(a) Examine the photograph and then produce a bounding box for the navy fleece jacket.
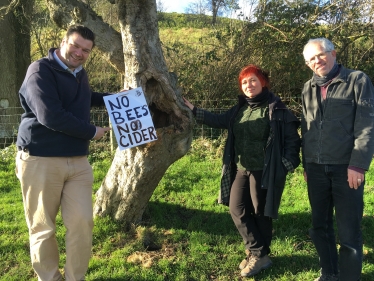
[16,48,108,156]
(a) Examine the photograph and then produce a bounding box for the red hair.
[238,64,270,91]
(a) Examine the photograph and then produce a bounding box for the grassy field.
[1,139,374,281]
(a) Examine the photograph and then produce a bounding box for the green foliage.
[0,144,17,168]
[158,2,374,108]
[85,50,123,93]
[160,23,247,102]
[158,12,233,29]
[88,137,115,163]
[188,135,226,161]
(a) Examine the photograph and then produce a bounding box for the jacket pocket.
[360,98,374,119]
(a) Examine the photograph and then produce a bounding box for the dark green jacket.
[301,65,374,170]
[194,92,301,219]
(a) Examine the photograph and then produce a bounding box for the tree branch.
[46,0,125,74]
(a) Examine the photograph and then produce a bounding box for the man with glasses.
[301,38,374,281]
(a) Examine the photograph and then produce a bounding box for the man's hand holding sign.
[104,87,157,150]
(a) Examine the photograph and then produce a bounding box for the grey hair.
[303,38,335,57]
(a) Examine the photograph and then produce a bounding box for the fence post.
[109,119,117,152]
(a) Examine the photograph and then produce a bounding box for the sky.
[160,0,192,13]
[158,0,252,19]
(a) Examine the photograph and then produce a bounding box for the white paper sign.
[104,87,157,150]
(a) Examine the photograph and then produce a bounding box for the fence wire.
[0,97,302,150]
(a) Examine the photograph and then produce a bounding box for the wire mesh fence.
[0,97,302,150]
[0,107,22,148]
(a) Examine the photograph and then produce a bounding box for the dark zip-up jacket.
[16,48,108,157]
[194,92,301,219]
[301,65,374,170]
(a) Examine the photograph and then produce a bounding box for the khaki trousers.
[16,151,94,281]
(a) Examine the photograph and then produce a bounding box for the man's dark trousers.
[306,163,363,281]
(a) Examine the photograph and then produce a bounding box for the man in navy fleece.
[16,25,110,281]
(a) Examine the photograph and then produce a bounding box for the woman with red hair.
[184,64,301,277]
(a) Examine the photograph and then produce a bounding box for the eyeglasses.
[305,51,331,65]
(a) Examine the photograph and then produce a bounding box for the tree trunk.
[94,0,193,222]
[212,0,218,25]
[0,0,33,144]
[45,0,193,223]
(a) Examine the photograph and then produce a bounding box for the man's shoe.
[239,249,251,270]
[314,274,339,281]
[240,255,272,277]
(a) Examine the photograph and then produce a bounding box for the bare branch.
[46,0,125,74]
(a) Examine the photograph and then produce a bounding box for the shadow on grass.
[144,201,317,238]
[90,200,374,281]
[144,200,374,245]
[144,200,235,235]
[144,201,374,277]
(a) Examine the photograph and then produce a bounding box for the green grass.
[1,141,374,280]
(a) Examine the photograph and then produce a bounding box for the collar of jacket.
[237,91,285,112]
[47,48,68,72]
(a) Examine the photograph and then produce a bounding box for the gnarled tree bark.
[45,0,193,223]
[0,0,33,144]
